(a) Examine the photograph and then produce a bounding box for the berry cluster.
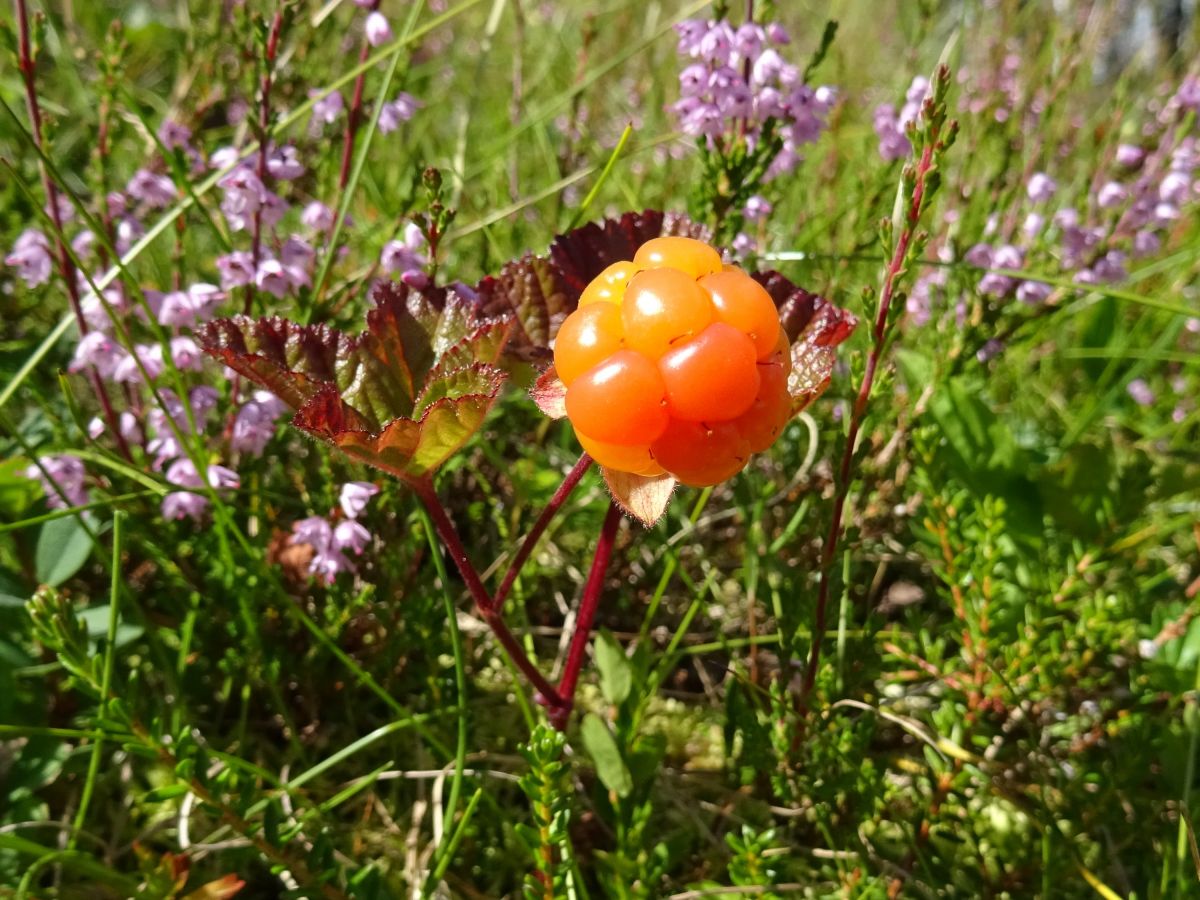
[554,237,792,487]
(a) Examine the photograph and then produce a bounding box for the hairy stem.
[550,502,623,730]
[14,0,131,461]
[491,453,592,613]
[801,137,939,702]
[410,477,565,709]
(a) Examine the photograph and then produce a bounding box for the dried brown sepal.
[200,281,513,481]
[603,467,677,527]
[530,366,567,420]
[474,210,709,359]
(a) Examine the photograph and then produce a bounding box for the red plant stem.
[246,6,284,315]
[549,501,623,730]
[337,0,379,192]
[800,139,937,702]
[14,0,131,462]
[490,453,593,613]
[410,477,565,709]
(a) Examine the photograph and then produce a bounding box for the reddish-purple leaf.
[475,210,709,359]
[200,280,513,480]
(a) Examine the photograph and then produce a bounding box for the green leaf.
[76,605,144,650]
[141,783,191,804]
[594,630,632,707]
[580,713,632,798]
[35,515,94,587]
[202,282,514,481]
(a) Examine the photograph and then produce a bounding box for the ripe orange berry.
[659,322,760,422]
[564,349,670,445]
[651,419,751,487]
[772,329,793,375]
[634,236,723,279]
[579,260,644,307]
[734,355,793,452]
[700,270,782,359]
[554,303,625,386]
[574,430,664,476]
[622,268,714,359]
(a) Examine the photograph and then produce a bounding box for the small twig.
[13,0,131,461]
[801,77,952,704]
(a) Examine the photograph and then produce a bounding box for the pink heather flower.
[766,23,790,44]
[731,232,756,259]
[210,146,241,171]
[1016,280,1052,305]
[964,243,993,268]
[1097,181,1128,209]
[1133,229,1162,257]
[87,417,105,440]
[309,90,345,129]
[733,23,765,60]
[162,492,208,521]
[115,216,144,255]
[280,237,314,287]
[379,93,423,134]
[80,286,126,329]
[255,259,290,298]
[127,169,177,208]
[874,104,910,161]
[365,11,393,46]
[216,251,256,289]
[697,20,735,65]
[231,391,286,456]
[1022,212,1045,236]
[743,195,773,221]
[311,549,355,585]
[158,290,198,327]
[675,19,707,56]
[301,201,335,231]
[113,343,165,384]
[267,145,305,180]
[1026,172,1057,203]
[292,516,333,550]
[333,520,372,555]
[976,339,1004,363]
[1159,171,1190,205]
[1116,143,1145,167]
[6,229,53,287]
[158,120,192,150]
[381,223,428,278]
[26,454,89,509]
[190,386,219,419]
[207,464,241,490]
[170,336,203,371]
[71,229,96,259]
[1127,378,1155,407]
[188,283,225,321]
[71,332,122,378]
[339,481,380,519]
[1092,250,1128,284]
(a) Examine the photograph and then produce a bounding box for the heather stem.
[13,0,131,462]
[491,453,593,613]
[410,477,565,710]
[337,0,380,192]
[800,137,939,703]
[246,5,284,315]
[549,502,623,731]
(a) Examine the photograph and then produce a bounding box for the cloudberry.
[553,236,794,487]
